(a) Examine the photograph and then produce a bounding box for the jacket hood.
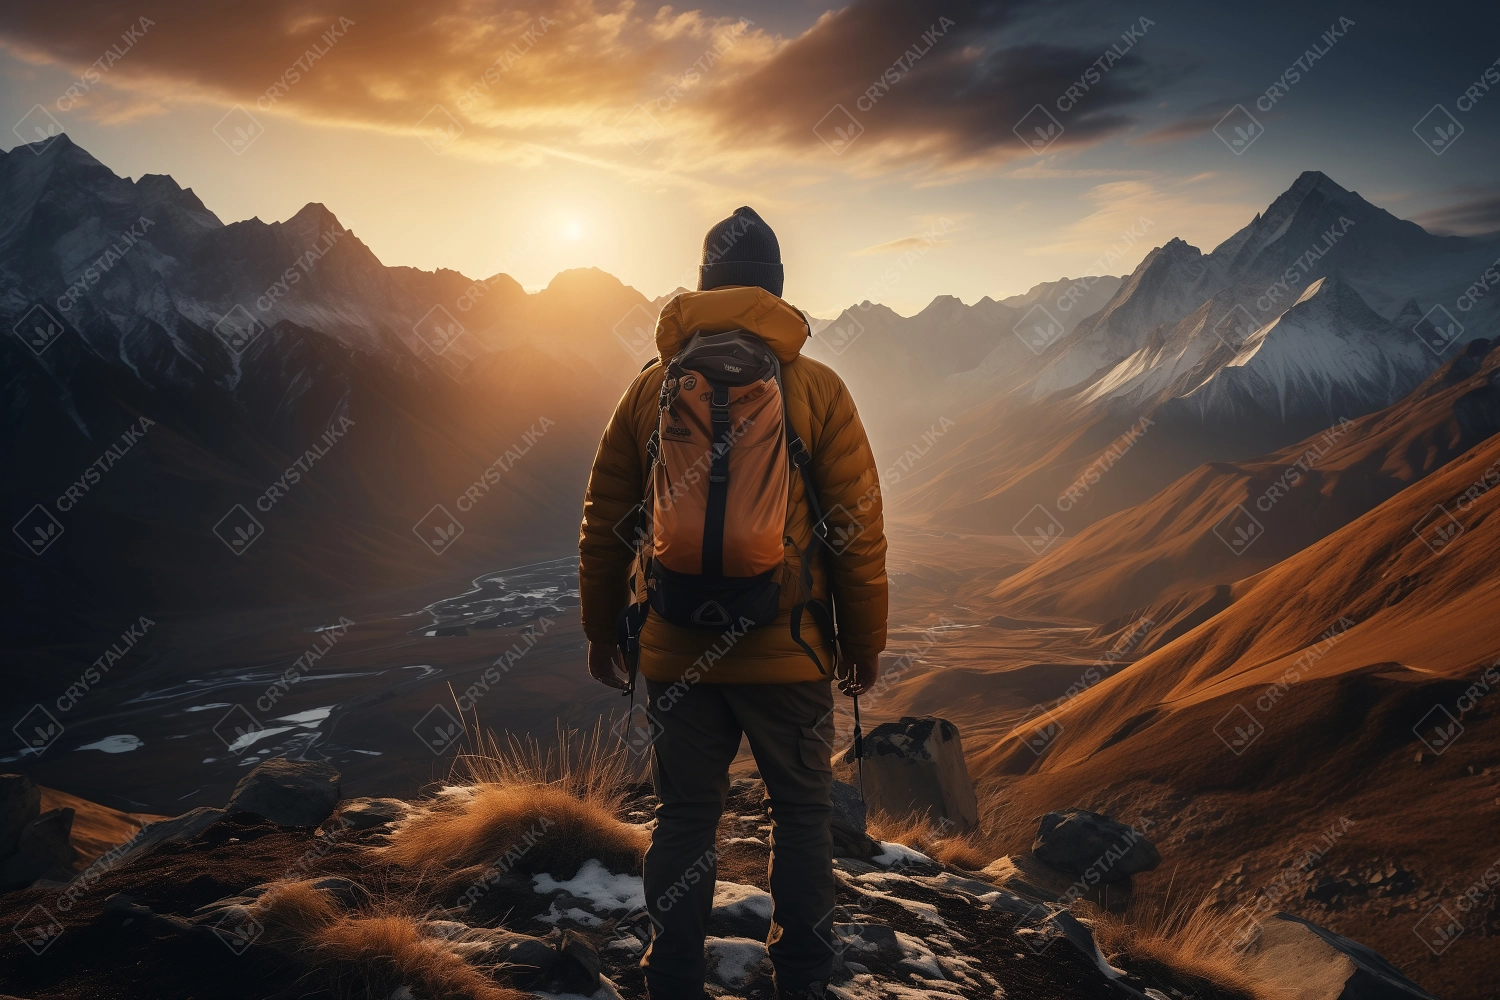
[654,286,810,364]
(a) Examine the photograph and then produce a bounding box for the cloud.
[0,0,1169,178]
[1026,176,1255,265]
[704,2,1161,168]
[1408,188,1500,236]
[854,235,953,255]
[1135,96,1262,144]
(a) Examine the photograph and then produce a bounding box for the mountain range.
[873,172,1500,535]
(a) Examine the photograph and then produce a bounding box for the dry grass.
[380,720,647,887]
[250,880,522,1000]
[1085,891,1279,1000]
[455,721,638,814]
[866,811,995,870]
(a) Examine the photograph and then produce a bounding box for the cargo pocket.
[798,726,832,772]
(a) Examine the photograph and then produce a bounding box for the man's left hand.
[839,659,878,696]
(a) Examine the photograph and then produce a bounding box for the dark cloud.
[704,0,1162,162]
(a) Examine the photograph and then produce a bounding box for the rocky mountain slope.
[972,426,1500,998]
[890,173,1500,537]
[984,336,1500,621]
[0,136,647,644]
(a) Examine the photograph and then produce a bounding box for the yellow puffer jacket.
[579,286,888,684]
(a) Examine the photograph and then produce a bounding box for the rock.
[226,759,341,826]
[0,774,41,860]
[830,780,878,858]
[107,807,225,869]
[835,716,979,833]
[554,930,602,994]
[835,922,902,962]
[329,796,407,831]
[710,881,773,940]
[1243,912,1440,1000]
[1031,809,1159,883]
[0,808,77,891]
[424,924,563,987]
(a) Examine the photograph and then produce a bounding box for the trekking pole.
[852,687,864,801]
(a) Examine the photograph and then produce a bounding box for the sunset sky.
[3,0,1498,316]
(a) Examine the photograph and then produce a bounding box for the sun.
[560,218,584,242]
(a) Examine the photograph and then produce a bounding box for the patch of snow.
[183,703,231,712]
[533,902,604,927]
[706,936,769,986]
[533,858,644,912]
[226,725,295,753]
[713,880,773,921]
[894,930,947,979]
[272,706,333,725]
[76,734,143,753]
[871,842,931,867]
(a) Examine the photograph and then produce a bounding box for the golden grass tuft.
[383,781,647,883]
[248,880,521,1000]
[866,811,995,870]
[1086,893,1278,1000]
[380,720,647,885]
[312,913,520,1000]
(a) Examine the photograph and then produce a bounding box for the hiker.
[578,206,888,1000]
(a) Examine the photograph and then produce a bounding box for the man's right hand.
[588,641,630,690]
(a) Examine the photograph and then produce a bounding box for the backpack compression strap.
[701,382,733,576]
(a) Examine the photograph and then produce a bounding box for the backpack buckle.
[788,436,811,468]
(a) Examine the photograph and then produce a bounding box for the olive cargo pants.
[641,678,836,998]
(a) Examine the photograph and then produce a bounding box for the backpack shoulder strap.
[781,366,837,675]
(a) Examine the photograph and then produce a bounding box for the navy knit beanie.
[699,206,783,298]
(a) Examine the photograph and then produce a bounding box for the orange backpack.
[618,329,835,673]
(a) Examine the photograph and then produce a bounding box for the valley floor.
[5,521,1492,998]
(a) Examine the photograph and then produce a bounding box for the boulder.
[0,774,41,860]
[226,759,341,827]
[830,780,878,858]
[835,717,979,833]
[1031,809,1159,883]
[0,807,77,891]
[329,796,408,831]
[1243,912,1439,1000]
